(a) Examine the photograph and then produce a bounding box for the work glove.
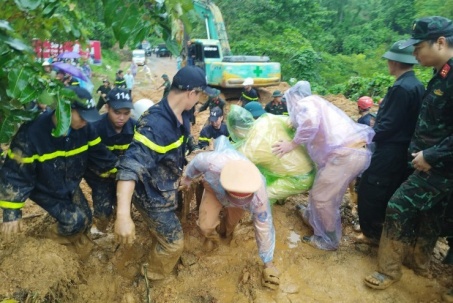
[1,220,23,241]
[261,266,280,290]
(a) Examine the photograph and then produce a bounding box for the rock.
[280,283,300,294]
[180,252,198,267]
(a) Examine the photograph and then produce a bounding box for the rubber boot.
[45,224,94,258]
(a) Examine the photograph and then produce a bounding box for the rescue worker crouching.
[84,87,136,232]
[181,140,280,290]
[197,107,230,150]
[0,86,118,256]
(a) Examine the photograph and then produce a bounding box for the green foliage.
[0,0,85,143]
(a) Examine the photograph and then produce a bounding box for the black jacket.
[0,111,117,221]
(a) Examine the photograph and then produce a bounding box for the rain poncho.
[184,136,275,264]
[226,105,315,202]
[285,81,374,250]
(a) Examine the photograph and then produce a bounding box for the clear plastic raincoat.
[285,81,374,250]
[184,136,275,263]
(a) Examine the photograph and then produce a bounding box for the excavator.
[190,0,281,88]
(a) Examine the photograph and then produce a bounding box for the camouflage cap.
[400,16,453,49]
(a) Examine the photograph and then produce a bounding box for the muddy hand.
[114,216,136,245]
[261,267,280,290]
[1,220,23,241]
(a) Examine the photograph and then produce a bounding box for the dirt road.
[0,56,451,303]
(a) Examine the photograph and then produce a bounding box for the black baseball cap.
[66,86,100,122]
[400,16,453,49]
[209,106,223,122]
[107,88,134,110]
[171,65,216,96]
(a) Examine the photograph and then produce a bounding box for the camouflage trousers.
[377,170,453,280]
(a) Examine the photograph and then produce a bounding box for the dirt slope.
[0,56,451,303]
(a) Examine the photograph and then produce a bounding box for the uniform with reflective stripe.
[0,111,117,222]
[117,97,190,212]
[198,123,230,149]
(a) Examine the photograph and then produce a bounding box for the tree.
[0,0,194,143]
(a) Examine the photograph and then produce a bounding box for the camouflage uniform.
[376,16,453,282]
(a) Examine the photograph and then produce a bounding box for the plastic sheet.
[226,105,315,202]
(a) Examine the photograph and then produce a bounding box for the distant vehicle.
[156,44,171,57]
[132,49,146,66]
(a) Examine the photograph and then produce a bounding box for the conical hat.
[220,160,261,193]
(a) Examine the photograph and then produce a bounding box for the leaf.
[0,114,17,143]
[4,37,30,51]
[14,0,42,10]
[38,89,55,105]
[6,66,39,103]
[0,20,13,31]
[51,91,72,137]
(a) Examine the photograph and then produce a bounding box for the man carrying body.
[272,81,374,251]
[357,41,424,242]
[113,66,214,280]
[0,87,117,254]
[198,107,229,149]
[84,88,136,231]
[364,16,453,291]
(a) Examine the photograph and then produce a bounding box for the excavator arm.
[193,0,231,55]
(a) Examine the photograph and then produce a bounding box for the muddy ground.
[0,56,451,303]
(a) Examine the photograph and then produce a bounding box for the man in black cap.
[96,79,112,111]
[197,106,229,149]
[84,88,136,232]
[364,16,453,291]
[0,86,117,255]
[114,65,214,280]
[357,40,425,243]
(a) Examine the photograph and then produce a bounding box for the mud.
[0,56,451,303]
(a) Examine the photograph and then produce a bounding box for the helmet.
[242,77,254,86]
[382,40,418,64]
[132,99,154,120]
[42,61,50,66]
[358,96,373,110]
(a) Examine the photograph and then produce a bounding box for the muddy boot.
[377,232,406,282]
[45,224,94,258]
